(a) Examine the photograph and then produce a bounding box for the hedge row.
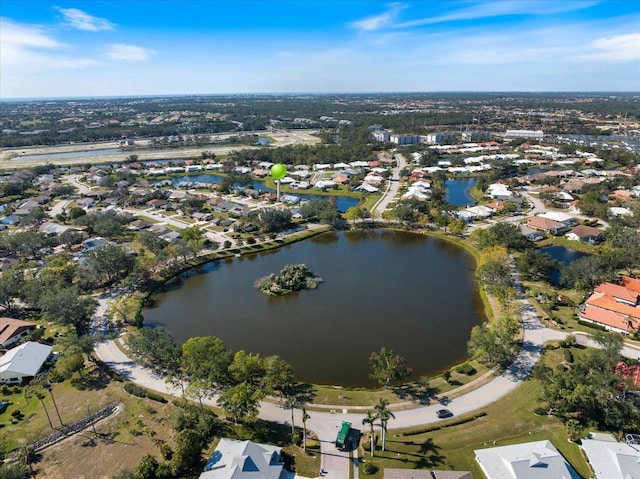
[123,383,168,403]
[400,412,487,436]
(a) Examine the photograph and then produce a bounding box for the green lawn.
[357,379,592,479]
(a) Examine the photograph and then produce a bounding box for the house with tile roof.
[579,276,640,334]
[198,438,288,479]
[0,318,37,348]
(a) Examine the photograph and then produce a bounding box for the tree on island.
[254,263,322,296]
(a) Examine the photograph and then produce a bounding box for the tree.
[127,326,182,375]
[515,249,557,282]
[77,243,135,288]
[217,382,264,424]
[374,398,395,451]
[38,286,97,336]
[467,316,520,367]
[393,203,416,224]
[362,410,377,457]
[229,350,265,387]
[447,218,466,237]
[301,407,310,452]
[135,454,159,479]
[170,428,203,476]
[369,347,412,388]
[16,445,36,475]
[253,208,292,233]
[181,336,232,390]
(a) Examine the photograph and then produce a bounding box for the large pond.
[446,177,477,207]
[540,245,590,287]
[168,174,361,212]
[143,230,486,387]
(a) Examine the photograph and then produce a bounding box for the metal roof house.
[0,341,53,384]
[581,436,640,479]
[198,438,290,479]
[475,440,581,479]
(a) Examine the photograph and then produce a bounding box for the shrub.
[455,363,477,376]
[361,462,379,475]
[563,349,574,363]
[124,382,147,398]
[146,391,168,403]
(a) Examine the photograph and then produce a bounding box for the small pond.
[446,177,477,207]
[540,245,590,287]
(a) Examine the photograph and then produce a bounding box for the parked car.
[436,409,453,419]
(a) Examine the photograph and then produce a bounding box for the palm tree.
[17,445,36,475]
[374,398,395,451]
[287,394,297,440]
[301,407,310,452]
[362,410,377,457]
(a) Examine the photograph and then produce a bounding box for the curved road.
[94,271,640,479]
[88,152,639,478]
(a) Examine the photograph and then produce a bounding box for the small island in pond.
[254,263,323,296]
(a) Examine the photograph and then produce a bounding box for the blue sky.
[1,1,639,98]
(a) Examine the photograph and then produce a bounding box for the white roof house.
[537,211,578,226]
[581,438,640,479]
[475,440,581,479]
[0,341,53,384]
[199,438,286,479]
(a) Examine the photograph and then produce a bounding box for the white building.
[0,342,53,384]
[475,440,581,479]
[426,132,456,144]
[199,438,286,479]
[581,435,640,479]
[505,129,544,140]
[537,211,579,227]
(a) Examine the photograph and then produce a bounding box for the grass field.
[357,379,592,479]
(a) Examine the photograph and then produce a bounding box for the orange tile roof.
[586,292,640,320]
[580,304,639,332]
[620,276,640,294]
[595,283,640,304]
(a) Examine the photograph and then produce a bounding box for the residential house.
[526,215,565,235]
[579,276,640,334]
[565,225,604,244]
[198,438,287,479]
[519,224,545,242]
[147,199,169,209]
[537,211,578,228]
[0,318,37,348]
[475,440,580,479]
[0,341,53,384]
[580,435,640,479]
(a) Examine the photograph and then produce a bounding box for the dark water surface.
[540,245,590,287]
[143,230,486,387]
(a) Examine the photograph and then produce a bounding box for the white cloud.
[105,43,154,62]
[55,7,114,31]
[589,33,640,61]
[350,2,408,32]
[400,0,599,28]
[0,18,63,49]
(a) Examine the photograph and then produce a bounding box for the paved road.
[372,153,406,218]
[93,275,640,479]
